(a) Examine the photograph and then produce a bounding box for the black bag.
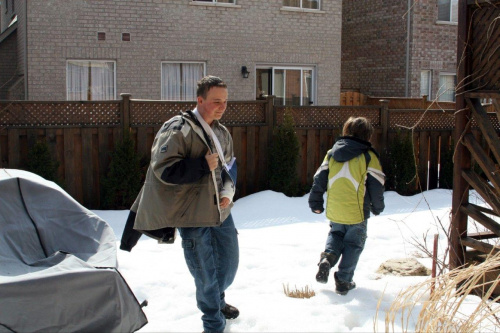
[120,210,176,252]
[140,227,177,244]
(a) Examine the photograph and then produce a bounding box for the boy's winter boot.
[315,252,338,284]
[334,272,356,295]
[221,303,239,320]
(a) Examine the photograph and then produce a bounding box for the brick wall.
[24,0,342,105]
[342,0,457,99]
[0,29,17,100]
[14,0,26,96]
[342,0,408,97]
[409,0,457,100]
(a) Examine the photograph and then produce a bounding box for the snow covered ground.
[95,188,475,332]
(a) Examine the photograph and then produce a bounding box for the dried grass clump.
[378,252,500,332]
[283,283,316,299]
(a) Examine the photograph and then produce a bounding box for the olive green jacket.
[132,111,235,230]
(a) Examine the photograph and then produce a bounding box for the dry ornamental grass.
[283,284,316,299]
[377,251,500,332]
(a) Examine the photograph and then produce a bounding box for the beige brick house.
[342,0,458,102]
[0,0,342,105]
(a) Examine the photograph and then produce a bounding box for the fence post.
[422,95,428,109]
[379,99,390,156]
[120,93,131,138]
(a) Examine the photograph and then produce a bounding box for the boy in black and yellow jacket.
[309,116,385,295]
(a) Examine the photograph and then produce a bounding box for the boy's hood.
[331,136,371,162]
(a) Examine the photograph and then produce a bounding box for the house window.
[256,66,315,106]
[161,62,205,101]
[420,70,432,98]
[66,60,116,101]
[437,0,458,22]
[192,0,235,3]
[283,0,320,10]
[437,73,456,102]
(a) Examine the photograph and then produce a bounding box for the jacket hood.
[331,136,372,162]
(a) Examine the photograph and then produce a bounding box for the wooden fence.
[1,95,498,209]
[341,91,456,110]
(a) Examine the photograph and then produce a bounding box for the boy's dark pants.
[324,220,367,283]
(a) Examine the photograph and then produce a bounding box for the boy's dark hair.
[197,75,227,99]
[342,116,374,141]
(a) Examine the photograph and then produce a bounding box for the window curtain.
[183,63,203,101]
[438,0,457,21]
[438,75,456,102]
[450,0,458,22]
[420,71,431,98]
[437,0,450,21]
[67,61,89,100]
[302,69,313,105]
[162,63,203,101]
[67,61,115,101]
[91,62,115,100]
[162,63,182,100]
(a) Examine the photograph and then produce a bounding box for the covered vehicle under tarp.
[0,169,148,333]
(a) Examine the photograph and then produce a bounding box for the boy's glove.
[311,207,324,214]
[309,199,324,214]
[370,204,381,216]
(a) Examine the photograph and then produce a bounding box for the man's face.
[197,87,228,125]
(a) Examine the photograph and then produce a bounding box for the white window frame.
[420,70,432,99]
[193,0,235,2]
[282,0,321,11]
[437,0,458,23]
[257,65,316,106]
[437,72,456,102]
[66,60,116,101]
[161,61,206,101]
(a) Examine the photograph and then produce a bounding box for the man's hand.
[205,152,219,171]
[220,197,230,209]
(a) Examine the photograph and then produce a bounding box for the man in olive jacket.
[131,76,239,333]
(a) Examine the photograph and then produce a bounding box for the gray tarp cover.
[0,170,147,333]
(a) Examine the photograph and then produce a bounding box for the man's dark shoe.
[221,304,239,320]
[334,272,356,295]
[315,252,337,284]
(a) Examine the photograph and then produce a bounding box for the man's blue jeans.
[178,214,239,333]
[324,220,367,283]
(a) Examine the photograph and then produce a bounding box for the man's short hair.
[197,76,227,99]
[342,116,374,142]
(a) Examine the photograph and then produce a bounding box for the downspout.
[24,0,28,100]
[405,0,411,97]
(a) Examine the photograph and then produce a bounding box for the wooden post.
[450,0,470,269]
[422,95,428,109]
[120,93,131,139]
[379,99,390,157]
[431,234,439,294]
